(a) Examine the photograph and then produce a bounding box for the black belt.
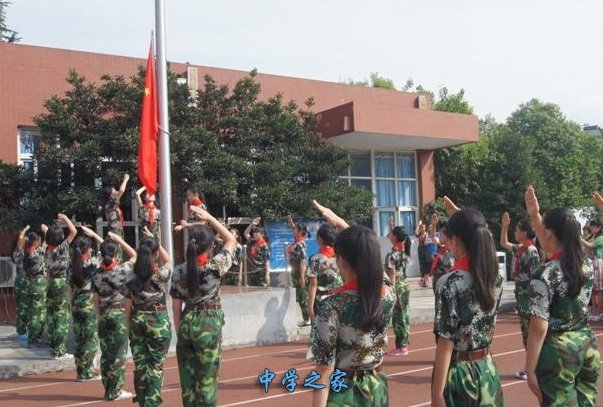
[451,347,489,362]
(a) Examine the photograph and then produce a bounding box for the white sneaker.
[113,390,133,401]
[54,353,74,360]
[77,374,101,382]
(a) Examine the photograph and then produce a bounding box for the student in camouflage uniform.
[12,225,30,338]
[122,234,172,407]
[430,223,454,294]
[307,224,341,322]
[308,200,395,407]
[174,185,208,232]
[223,228,243,286]
[583,219,603,321]
[23,230,47,348]
[92,231,136,401]
[170,206,236,407]
[287,216,310,326]
[432,202,504,407]
[500,211,540,381]
[385,219,411,357]
[100,173,129,236]
[136,186,161,242]
[243,217,270,287]
[522,187,600,407]
[44,213,77,358]
[71,230,101,381]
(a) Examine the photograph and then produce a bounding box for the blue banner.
[265,219,324,271]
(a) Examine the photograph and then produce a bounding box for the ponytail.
[132,237,158,294]
[335,226,383,331]
[71,237,91,288]
[186,226,215,297]
[468,226,498,312]
[100,239,119,267]
[544,208,584,297]
[447,208,498,312]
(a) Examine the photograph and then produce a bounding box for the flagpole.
[155,0,174,264]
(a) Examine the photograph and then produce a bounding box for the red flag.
[138,43,158,195]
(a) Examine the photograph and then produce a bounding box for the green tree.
[344,72,396,90]
[0,1,19,42]
[26,68,373,228]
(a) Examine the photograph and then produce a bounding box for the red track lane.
[1,314,603,407]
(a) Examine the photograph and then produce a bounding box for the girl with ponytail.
[122,231,171,407]
[307,200,395,407]
[71,227,102,381]
[12,225,30,339]
[23,229,46,348]
[523,187,600,406]
[431,197,504,407]
[170,206,236,407]
[91,230,137,401]
[287,215,310,327]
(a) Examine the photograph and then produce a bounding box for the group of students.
[11,179,603,407]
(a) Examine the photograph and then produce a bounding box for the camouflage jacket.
[104,197,122,232]
[434,270,504,351]
[307,285,395,369]
[186,201,207,223]
[24,247,46,278]
[385,247,408,280]
[91,260,133,310]
[431,247,455,281]
[522,258,593,332]
[246,239,270,272]
[289,240,307,278]
[123,265,171,307]
[139,205,161,236]
[12,249,24,276]
[307,252,342,295]
[228,243,243,273]
[70,255,100,292]
[170,248,233,305]
[512,243,540,283]
[45,239,71,279]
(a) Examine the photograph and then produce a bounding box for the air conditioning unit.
[0,257,16,288]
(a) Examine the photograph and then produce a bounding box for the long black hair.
[131,237,159,294]
[544,208,584,297]
[45,225,65,246]
[100,239,119,267]
[100,186,113,208]
[186,226,215,296]
[334,225,383,331]
[23,231,41,270]
[391,226,406,243]
[517,219,536,240]
[446,208,499,312]
[72,236,91,287]
[316,224,337,247]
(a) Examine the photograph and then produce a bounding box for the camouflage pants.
[392,280,410,348]
[536,329,600,407]
[292,270,309,322]
[27,277,47,346]
[247,269,267,287]
[72,290,98,379]
[130,311,172,407]
[514,282,530,347]
[15,273,29,335]
[98,309,128,400]
[444,354,503,407]
[326,370,389,407]
[47,278,70,356]
[176,309,224,407]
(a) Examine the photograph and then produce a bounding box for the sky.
[7,0,603,126]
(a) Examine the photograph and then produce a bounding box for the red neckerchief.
[287,236,305,254]
[430,245,449,274]
[188,197,204,217]
[319,246,335,257]
[250,237,267,257]
[548,251,563,261]
[24,246,36,255]
[334,278,386,296]
[100,260,118,272]
[196,253,209,266]
[144,201,156,224]
[514,240,535,274]
[47,245,58,252]
[393,242,405,251]
[451,255,470,272]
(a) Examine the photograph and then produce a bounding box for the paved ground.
[2,314,602,406]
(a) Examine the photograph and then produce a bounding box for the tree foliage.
[9,67,373,229]
[0,1,19,42]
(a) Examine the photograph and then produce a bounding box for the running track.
[1,313,602,407]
